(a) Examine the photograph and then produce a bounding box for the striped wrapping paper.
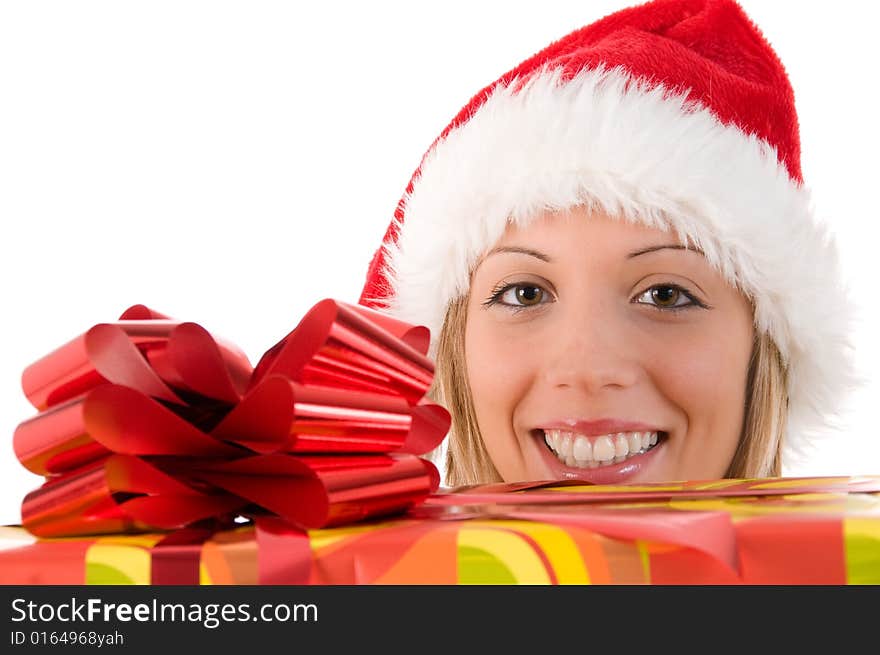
[2,476,879,585]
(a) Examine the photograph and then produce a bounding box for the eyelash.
[632,283,708,312]
[482,282,708,312]
[483,282,553,313]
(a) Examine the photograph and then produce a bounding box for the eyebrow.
[627,244,703,258]
[485,244,701,262]
[485,246,552,262]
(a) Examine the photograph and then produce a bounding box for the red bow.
[14,300,449,538]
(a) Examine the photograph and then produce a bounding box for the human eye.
[632,283,708,311]
[482,281,554,311]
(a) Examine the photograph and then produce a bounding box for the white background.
[1,1,878,526]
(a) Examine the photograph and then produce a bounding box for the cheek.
[464,310,540,477]
[658,353,747,418]
[643,301,753,406]
[646,318,753,472]
[464,315,532,419]
[698,324,752,412]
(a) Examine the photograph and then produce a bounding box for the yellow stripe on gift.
[690,479,753,490]
[667,498,745,513]
[200,561,212,585]
[457,525,551,584]
[309,520,406,553]
[482,520,589,584]
[637,540,652,581]
[85,535,164,585]
[845,518,880,585]
[545,484,684,493]
[749,477,850,490]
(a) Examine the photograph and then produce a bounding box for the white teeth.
[542,429,662,468]
[592,435,615,462]
[558,432,573,459]
[572,435,592,461]
[628,432,642,453]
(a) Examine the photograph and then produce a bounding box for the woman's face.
[465,208,755,484]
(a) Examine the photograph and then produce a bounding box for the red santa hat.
[360,0,854,456]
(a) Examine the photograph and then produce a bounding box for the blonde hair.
[433,294,788,486]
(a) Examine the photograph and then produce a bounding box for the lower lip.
[534,432,664,484]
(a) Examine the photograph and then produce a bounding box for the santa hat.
[359,0,854,457]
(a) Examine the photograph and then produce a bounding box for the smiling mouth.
[537,428,666,469]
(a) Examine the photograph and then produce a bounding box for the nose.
[539,304,641,393]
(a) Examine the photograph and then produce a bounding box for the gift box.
[3,475,879,584]
[5,303,880,585]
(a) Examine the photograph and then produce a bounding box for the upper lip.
[533,418,664,437]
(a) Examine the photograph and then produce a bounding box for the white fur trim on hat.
[381,66,855,459]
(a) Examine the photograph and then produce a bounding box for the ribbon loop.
[15,299,450,538]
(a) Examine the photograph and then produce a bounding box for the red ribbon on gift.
[14,300,450,538]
